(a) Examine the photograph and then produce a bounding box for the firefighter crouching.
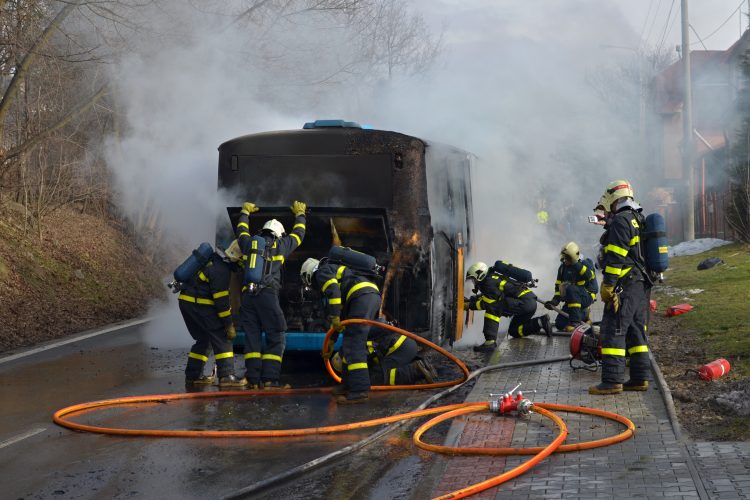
[301,256,380,404]
[331,318,438,386]
[179,241,246,388]
[589,180,651,395]
[465,262,552,352]
[236,200,306,390]
[545,241,599,332]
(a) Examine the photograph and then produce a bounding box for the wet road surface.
[0,322,477,499]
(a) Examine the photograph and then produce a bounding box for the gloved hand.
[600,284,620,313]
[322,341,335,360]
[290,200,306,216]
[225,324,237,341]
[463,299,470,311]
[241,202,258,215]
[329,315,344,333]
[544,298,560,310]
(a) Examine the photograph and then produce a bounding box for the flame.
[379,231,422,317]
[330,218,342,247]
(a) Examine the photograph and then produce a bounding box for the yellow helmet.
[561,241,580,262]
[466,262,489,282]
[224,239,243,263]
[601,179,634,212]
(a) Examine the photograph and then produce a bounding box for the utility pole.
[681,0,695,241]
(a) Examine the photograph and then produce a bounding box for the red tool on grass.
[666,303,693,317]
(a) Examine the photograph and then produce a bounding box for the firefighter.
[236,200,306,390]
[179,240,246,388]
[545,241,599,331]
[301,256,380,404]
[589,180,651,395]
[465,262,552,352]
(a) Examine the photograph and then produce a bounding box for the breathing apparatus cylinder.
[243,235,267,289]
[493,261,534,285]
[643,213,669,273]
[328,246,382,274]
[173,242,213,283]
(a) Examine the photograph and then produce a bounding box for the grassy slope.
[655,242,750,377]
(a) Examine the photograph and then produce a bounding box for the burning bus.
[216,120,473,350]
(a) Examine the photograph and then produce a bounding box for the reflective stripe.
[262,354,282,363]
[629,235,640,246]
[579,265,588,276]
[628,345,649,354]
[293,223,306,230]
[555,280,562,284]
[237,222,249,229]
[601,348,626,356]
[605,244,629,256]
[270,255,285,263]
[576,280,586,285]
[346,282,379,301]
[366,341,374,353]
[321,278,338,292]
[498,279,507,291]
[244,352,261,359]
[218,309,231,318]
[517,324,524,337]
[386,335,407,356]
[480,296,496,304]
[178,294,214,305]
[290,233,301,246]
[188,352,208,362]
[250,240,258,269]
[389,368,397,385]
[239,231,251,238]
[658,246,668,253]
[215,351,234,360]
[518,289,531,297]
[604,266,622,276]
[329,298,342,305]
[567,303,581,308]
[213,290,229,299]
[554,291,561,296]
[591,293,597,299]
[348,362,368,371]
[198,271,209,282]
[336,266,347,279]
[485,313,501,323]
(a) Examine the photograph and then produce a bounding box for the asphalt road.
[0,320,468,500]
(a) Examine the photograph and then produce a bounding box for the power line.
[655,0,678,54]
[691,0,745,45]
[689,24,708,50]
[641,0,661,48]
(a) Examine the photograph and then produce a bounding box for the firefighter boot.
[331,384,347,396]
[186,374,215,385]
[263,380,292,390]
[336,392,369,405]
[540,314,552,337]
[414,359,437,384]
[623,380,649,391]
[588,382,623,395]
[473,339,497,353]
[219,375,248,388]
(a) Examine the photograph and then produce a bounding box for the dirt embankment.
[0,207,167,352]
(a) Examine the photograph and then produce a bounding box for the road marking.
[0,317,152,365]
[0,427,47,449]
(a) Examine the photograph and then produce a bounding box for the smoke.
[103,0,656,345]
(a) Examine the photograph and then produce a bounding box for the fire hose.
[53,319,635,499]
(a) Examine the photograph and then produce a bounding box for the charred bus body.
[216,120,473,349]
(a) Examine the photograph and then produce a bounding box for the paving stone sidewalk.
[430,332,750,499]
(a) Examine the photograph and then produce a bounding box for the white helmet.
[300,257,319,286]
[224,239,243,263]
[561,241,580,263]
[466,262,489,282]
[262,219,285,238]
[600,179,634,212]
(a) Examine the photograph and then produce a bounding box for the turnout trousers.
[239,288,287,384]
[506,296,544,339]
[179,301,235,379]
[341,293,381,394]
[554,285,595,330]
[380,336,420,385]
[600,276,651,384]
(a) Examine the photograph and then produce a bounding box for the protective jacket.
[601,208,646,286]
[470,270,536,311]
[314,260,380,319]
[236,213,306,291]
[554,258,598,302]
[177,253,233,328]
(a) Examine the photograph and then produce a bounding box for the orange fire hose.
[52,318,636,499]
[322,319,470,389]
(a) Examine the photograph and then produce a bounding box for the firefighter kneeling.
[545,241,598,332]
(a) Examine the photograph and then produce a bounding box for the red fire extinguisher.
[649,300,657,312]
[666,303,693,317]
[696,359,731,381]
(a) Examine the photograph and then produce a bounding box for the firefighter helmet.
[224,239,243,263]
[300,257,319,286]
[600,179,634,212]
[466,262,489,282]
[262,219,285,238]
[561,241,580,263]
